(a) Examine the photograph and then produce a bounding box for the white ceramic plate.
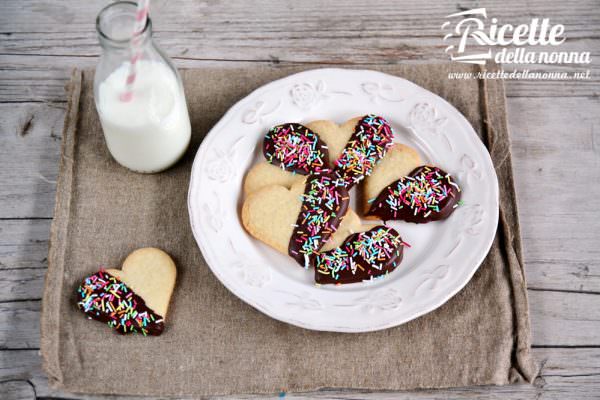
[188,68,499,332]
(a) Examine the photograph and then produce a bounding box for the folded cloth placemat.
[41,63,537,397]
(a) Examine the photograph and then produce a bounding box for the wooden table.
[1,1,599,398]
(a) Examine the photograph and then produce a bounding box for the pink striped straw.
[120,0,150,102]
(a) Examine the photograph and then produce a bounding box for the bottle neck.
[96,1,153,50]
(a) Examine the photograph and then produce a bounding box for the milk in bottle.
[94,1,191,173]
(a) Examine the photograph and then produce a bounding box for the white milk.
[96,61,191,173]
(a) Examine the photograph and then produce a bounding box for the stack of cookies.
[242,115,461,285]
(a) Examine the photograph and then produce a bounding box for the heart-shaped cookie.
[314,225,406,284]
[362,143,423,216]
[366,165,461,223]
[76,247,177,335]
[243,159,306,196]
[244,115,394,195]
[331,114,394,188]
[242,173,353,267]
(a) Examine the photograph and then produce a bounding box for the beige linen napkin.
[41,63,537,396]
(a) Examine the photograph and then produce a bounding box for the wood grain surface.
[1,0,599,399]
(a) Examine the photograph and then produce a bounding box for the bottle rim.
[96,1,152,47]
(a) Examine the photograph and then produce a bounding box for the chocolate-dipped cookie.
[242,173,360,268]
[288,173,350,266]
[245,115,394,196]
[367,166,461,223]
[333,114,394,188]
[314,226,405,284]
[263,123,329,175]
[76,248,176,336]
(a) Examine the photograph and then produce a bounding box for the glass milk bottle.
[94,1,191,173]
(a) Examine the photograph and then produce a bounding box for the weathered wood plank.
[529,290,600,346]
[0,102,64,219]
[0,301,40,350]
[0,380,35,400]
[0,269,45,303]
[535,347,600,376]
[507,97,600,293]
[0,65,74,103]
[4,26,597,63]
[0,219,50,271]
[1,0,598,35]
[0,348,599,399]
[0,351,44,392]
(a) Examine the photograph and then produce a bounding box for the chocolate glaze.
[367,165,461,223]
[333,114,394,189]
[288,172,350,268]
[263,123,330,175]
[314,226,405,284]
[76,270,164,336]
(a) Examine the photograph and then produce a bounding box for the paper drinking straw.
[120,0,150,102]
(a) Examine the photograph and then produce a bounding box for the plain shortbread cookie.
[363,143,422,217]
[106,247,177,318]
[242,178,370,256]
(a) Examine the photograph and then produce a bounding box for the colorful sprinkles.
[263,123,330,175]
[334,114,394,188]
[314,226,405,284]
[76,270,164,336]
[289,173,349,268]
[368,165,461,223]
[259,115,423,283]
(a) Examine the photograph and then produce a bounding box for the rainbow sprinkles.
[263,123,330,175]
[334,114,395,188]
[288,173,350,268]
[367,165,462,223]
[314,226,406,284]
[76,270,164,335]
